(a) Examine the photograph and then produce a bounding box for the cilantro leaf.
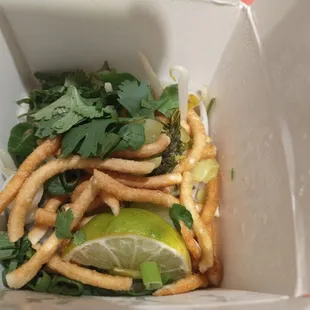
[46,170,80,195]
[114,123,145,152]
[27,271,51,293]
[50,112,83,134]
[147,84,179,118]
[156,84,179,117]
[73,230,86,246]
[35,116,60,138]
[117,80,151,116]
[169,203,193,232]
[35,72,67,90]
[95,71,138,89]
[0,232,15,251]
[32,86,103,136]
[61,119,120,158]
[48,276,84,296]
[55,209,74,239]
[46,175,67,196]
[18,88,65,113]
[35,70,92,90]
[8,122,38,158]
[117,81,178,119]
[64,70,92,88]
[79,129,119,158]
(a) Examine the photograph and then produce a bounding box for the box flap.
[2,0,239,88]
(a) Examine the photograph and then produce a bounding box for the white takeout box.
[1,0,310,309]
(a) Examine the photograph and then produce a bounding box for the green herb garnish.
[8,122,38,167]
[113,123,145,152]
[231,168,235,180]
[152,110,185,175]
[117,81,179,119]
[94,71,138,90]
[46,170,80,196]
[32,86,104,138]
[150,84,179,118]
[207,98,216,117]
[73,230,86,246]
[169,203,193,232]
[117,80,152,117]
[55,209,74,239]
[140,262,163,291]
[27,271,51,293]
[61,119,119,158]
[48,276,84,296]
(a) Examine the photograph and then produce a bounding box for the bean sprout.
[138,52,163,99]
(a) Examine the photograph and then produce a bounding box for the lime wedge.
[147,156,162,168]
[191,159,219,183]
[188,93,200,109]
[63,209,191,281]
[129,202,174,227]
[180,127,190,143]
[109,267,141,279]
[197,187,206,204]
[144,119,163,144]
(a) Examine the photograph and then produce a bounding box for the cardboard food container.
[0,0,310,308]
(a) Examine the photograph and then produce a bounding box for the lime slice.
[197,187,206,204]
[129,202,174,227]
[188,93,200,109]
[191,159,219,183]
[180,127,190,143]
[63,209,191,281]
[144,119,163,144]
[109,267,141,279]
[147,156,162,168]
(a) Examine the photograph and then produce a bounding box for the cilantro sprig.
[32,86,105,137]
[60,119,119,158]
[55,208,74,239]
[169,203,193,232]
[117,81,179,119]
[13,65,181,160]
[54,209,86,245]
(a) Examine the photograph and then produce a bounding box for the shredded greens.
[151,111,186,175]
[0,232,85,296]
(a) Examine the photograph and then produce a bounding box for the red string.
[242,0,255,5]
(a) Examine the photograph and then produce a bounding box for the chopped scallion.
[207,98,216,117]
[231,168,235,180]
[140,262,163,290]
